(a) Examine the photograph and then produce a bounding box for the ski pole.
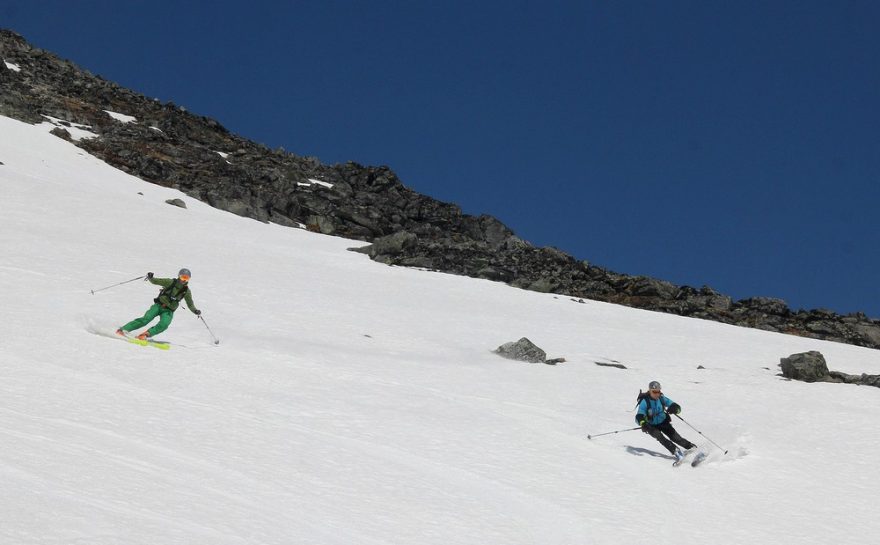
[674,414,728,454]
[587,427,640,440]
[90,275,145,295]
[198,315,220,345]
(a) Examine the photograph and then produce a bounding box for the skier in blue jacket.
[636,380,697,462]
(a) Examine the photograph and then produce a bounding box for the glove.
[668,403,681,415]
[146,272,154,279]
[194,309,202,316]
[638,417,650,432]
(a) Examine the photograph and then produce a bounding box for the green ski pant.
[121,304,174,337]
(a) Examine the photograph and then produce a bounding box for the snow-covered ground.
[1,114,878,544]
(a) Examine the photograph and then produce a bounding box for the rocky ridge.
[3,28,880,349]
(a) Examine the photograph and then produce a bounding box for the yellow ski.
[125,337,170,350]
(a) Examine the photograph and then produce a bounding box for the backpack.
[633,390,668,420]
[155,278,189,308]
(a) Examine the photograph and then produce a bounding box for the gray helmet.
[178,268,191,278]
[648,380,662,391]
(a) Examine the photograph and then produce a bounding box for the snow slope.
[1,114,878,545]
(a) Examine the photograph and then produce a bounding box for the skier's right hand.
[639,419,650,432]
[146,272,154,279]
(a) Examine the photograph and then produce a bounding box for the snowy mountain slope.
[1,114,878,544]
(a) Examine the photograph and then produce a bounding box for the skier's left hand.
[194,309,202,316]
[668,403,681,415]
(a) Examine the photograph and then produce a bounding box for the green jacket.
[149,277,198,313]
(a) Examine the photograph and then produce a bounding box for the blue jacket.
[635,395,676,426]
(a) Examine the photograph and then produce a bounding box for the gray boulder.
[779,351,830,382]
[370,231,417,257]
[853,323,880,346]
[357,231,418,263]
[49,126,72,140]
[494,337,547,364]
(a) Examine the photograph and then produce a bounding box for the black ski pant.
[645,418,696,455]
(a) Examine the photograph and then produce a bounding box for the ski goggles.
[649,389,662,395]
[179,274,191,282]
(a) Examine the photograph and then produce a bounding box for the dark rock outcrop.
[4,28,880,351]
[594,361,627,369]
[779,351,830,382]
[779,351,880,388]
[494,338,549,364]
[493,338,565,365]
[827,371,880,387]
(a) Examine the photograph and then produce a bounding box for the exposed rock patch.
[494,338,562,365]
[779,351,880,388]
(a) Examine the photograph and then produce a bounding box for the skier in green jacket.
[117,268,201,340]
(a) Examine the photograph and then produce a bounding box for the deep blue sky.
[4,1,879,316]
